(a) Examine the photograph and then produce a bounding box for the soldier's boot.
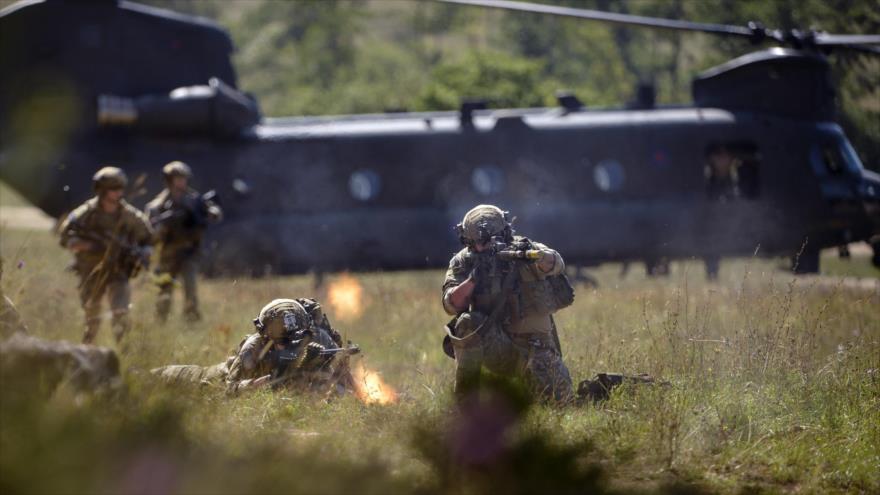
[111,309,131,349]
[183,305,201,323]
[523,338,573,404]
[155,290,172,324]
[182,267,200,322]
[82,317,101,344]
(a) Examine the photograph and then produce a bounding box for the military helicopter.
[1,0,878,277]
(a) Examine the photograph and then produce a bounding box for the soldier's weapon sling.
[445,263,517,343]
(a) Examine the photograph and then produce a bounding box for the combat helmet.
[92,166,128,192]
[162,160,192,181]
[253,299,311,342]
[456,204,513,247]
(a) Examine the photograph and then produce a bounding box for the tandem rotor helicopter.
[1,0,879,277]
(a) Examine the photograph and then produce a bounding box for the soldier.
[152,298,356,395]
[145,161,222,323]
[59,167,154,345]
[442,205,574,402]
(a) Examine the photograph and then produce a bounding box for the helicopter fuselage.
[6,104,876,274]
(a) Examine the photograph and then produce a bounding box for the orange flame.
[353,362,398,405]
[327,272,364,322]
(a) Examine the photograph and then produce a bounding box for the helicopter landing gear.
[871,239,880,269]
[703,256,720,281]
[791,249,820,274]
[568,266,598,288]
[645,257,670,277]
[310,268,325,289]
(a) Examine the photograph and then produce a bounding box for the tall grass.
[1,228,878,494]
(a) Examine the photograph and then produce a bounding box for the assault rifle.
[68,229,151,278]
[469,236,543,263]
[269,341,360,388]
[150,190,219,229]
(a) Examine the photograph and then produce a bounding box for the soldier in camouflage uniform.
[152,298,354,395]
[442,205,573,402]
[145,161,222,323]
[58,167,154,344]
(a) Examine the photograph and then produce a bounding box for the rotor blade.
[836,44,880,55]
[813,33,880,46]
[439,0,771,39]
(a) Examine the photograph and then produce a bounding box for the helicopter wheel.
[568,266,598,288]
[871,239,880,269]
[645,257,670,277]
[703,256,720,281]
[791,249,820,274]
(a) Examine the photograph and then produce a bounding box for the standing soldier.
[145,161,222,323]
[59,167,154,344]
[442,205,574,402]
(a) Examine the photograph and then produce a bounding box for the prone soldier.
[442,205,574,402]
[145,161,222,323]
[152,298,358,396]
[58,167,154,345]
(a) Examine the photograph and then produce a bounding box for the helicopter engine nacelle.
[97,77,261,137]
[692,48,835,121]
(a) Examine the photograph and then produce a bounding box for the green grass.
[1,228,878,494]
[0,181,29,207]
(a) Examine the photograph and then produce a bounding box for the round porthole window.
[349,169,381,201]
[593,159,625,192]
[471,165,505,196]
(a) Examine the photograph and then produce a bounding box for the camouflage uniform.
[152,332,274,392]
[442,205,573,402]
[145,162,222,323]
[59,193,153,344]
[152,298,352,394]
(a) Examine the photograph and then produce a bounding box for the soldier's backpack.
[513,237,575,312]
[548,271,575,310]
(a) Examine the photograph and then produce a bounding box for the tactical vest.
[468,237,574,333]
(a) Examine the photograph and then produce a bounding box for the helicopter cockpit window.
[810,135,864,177]
[471,165,505,196]
[704,142,760,201]
[349,169,382,202]
[814,144,845,174]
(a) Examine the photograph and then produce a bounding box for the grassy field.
[1,225,878,494]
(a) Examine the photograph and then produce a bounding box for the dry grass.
[1,227,878,494]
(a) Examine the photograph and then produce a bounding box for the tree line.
[142,0,880,169]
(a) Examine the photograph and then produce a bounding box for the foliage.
[128,0,880,169]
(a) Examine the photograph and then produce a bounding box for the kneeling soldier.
[59,167,154,344]
[442,205,574,402]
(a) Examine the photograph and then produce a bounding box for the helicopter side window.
[471,165,505,196]
[349,169,382,202]
[704,142,760,201]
